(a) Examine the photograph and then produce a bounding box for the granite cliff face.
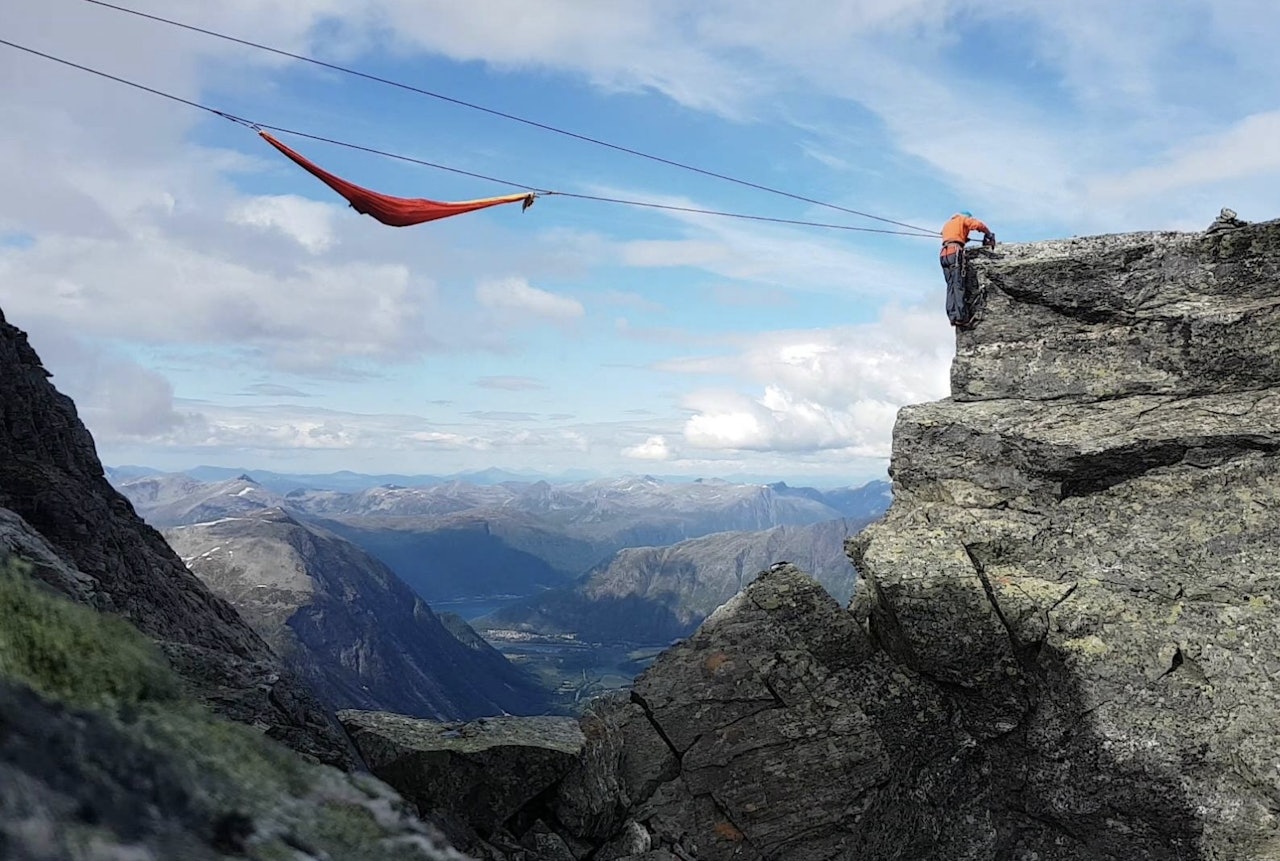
[846,220,1280,857]
[0,308,355,768]
[353,219,1279,860]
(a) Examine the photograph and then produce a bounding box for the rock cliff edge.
[398,219,1280,860]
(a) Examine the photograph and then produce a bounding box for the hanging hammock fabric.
[259,131,534,227]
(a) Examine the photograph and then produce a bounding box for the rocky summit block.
[953,220,1280,401]
[848,218,1280,858]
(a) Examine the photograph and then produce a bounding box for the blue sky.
[2,0,1278,484]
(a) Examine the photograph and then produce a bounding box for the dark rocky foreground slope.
[352,219,1280,859]
[165,507,550,719]
[0,308,355,767]
[0,306,486,857]
[0,561,467,860]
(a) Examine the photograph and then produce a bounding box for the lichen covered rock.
[850,218,1280,857]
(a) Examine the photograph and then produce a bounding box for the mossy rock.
[0,556,181,709]
[0,556,462,860]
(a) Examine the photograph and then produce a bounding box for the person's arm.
[965,216,991,238]
[966,216,995,246]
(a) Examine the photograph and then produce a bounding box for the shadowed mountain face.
[481,517,877,643]
[309,513,577,603]
[165,508,551,720]
[0,308,355,768]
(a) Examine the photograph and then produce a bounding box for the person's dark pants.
[940,249,967,324]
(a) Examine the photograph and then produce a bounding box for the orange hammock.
[259,131,534,227]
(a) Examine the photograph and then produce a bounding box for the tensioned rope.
[76,0,939,238]
[0,37,939,237]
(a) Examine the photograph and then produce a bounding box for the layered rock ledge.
[341,712,586,858]
[951,225,1280,400]
[848,219,1280,858]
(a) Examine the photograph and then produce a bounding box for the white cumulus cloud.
[229,194,338,254]
[670,304,953,455]
[622,435,674,460]
[475,277,584,321]
[684,386,900,455]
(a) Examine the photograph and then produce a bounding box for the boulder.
[340,711,585,845]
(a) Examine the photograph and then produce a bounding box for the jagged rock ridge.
[0,307,355,768]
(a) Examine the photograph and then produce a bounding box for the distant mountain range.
[106,464,557,493]
[116,471,891,661]
[479,516,876,644]
[108,463,887,494]
[117,472,890,605]
[115,472,283,526]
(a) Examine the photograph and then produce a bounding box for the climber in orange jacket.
[940,211,994,328]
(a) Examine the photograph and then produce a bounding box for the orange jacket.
[939,214,991,255]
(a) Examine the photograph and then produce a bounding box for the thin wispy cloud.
[474,375,547,390]
[240,383,314,398]
[465,410,541,422]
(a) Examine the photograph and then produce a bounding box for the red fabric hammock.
[259,131,534,227]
